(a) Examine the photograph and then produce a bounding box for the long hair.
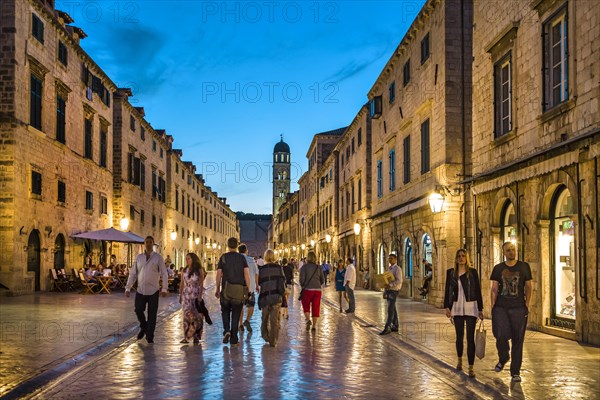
[453,248,472,277]
[186,253,204,278]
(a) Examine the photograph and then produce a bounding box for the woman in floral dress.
[178,253,205,344]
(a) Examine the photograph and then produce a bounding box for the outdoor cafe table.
[96,276,113,294]
[115,274,128,288]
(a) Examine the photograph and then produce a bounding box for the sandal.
[306,320,312,331]
[180,339,189,344]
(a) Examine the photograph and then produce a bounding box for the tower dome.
[273,137,290,153]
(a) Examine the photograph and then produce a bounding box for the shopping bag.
[475,319,486,360]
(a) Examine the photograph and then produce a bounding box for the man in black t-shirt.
[490,242,533,383]
[215,237,250,347]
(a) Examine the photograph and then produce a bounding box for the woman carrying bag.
[178,253,206,344]
[299,251,325,331]
[443,249,484,378]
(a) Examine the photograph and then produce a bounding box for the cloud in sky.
[87,24,170,95]
[72,0,426,213]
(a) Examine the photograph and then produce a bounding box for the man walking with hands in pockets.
[490,242,533,383]
[125,236,169,344]
[344,257,356,314]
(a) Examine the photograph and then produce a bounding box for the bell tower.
[273,135,291,217]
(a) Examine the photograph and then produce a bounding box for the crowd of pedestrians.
[124,236,532,382]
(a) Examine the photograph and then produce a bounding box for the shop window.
[550,187,575,328]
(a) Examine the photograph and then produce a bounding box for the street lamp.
[195,237,200,245]
[301,243,306,250]
[120,217,129,231]
[170,230,177,241]
[310,239,315,247]
[429,192,445,213]
[325,234,331,243]
[354,223,361,235]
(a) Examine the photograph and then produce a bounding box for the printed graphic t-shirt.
[490,261,532,308]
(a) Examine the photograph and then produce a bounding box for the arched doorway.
[404,238,413,297]
[421,234,432,276]
[54,234,65,270]
[500,200,517,244]
[550,186,575,330]
[378,243,387,274]
[27,230,41,292]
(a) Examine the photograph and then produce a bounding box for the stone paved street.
[0,288,181,395]
[320,286,600,400]
[27,280,479,400]
[1,273,599,399]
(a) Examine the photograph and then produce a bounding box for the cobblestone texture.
[1,273,599,399]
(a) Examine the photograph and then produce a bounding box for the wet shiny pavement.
[0,288,180,396]
[2,276,599,399]
[321,286,600,400]
[32,278,479,400]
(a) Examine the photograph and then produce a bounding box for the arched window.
[378,243,387,274]
[500,200,517,244]
[54,234,65,270]
[421,234,432,277]
[404,238,413,278]
[27,230,41,291]
[550,186,575,328]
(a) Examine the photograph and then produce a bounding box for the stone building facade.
[469,0,600,344]
[316,146,337,264]
[0,0,238,293]
[112,89,170,264]
[300,128,346,256]
[166,149,238,271]
[270,0,599,345]
[367,0,473,304]
[330,105,372,279]
[0,0,116,292]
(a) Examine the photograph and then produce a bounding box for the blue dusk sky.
[57,0,426,214]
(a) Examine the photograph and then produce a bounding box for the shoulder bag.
[298,264,319,301]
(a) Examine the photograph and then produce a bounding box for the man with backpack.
[214,237,251,347]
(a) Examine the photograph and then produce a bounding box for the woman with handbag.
[258,249,286,347]
[443,249,484,377]
[178,253,206,344]
[299,251,325,331]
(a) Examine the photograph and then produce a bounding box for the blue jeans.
[384,290,399,329]
[345,286,355,312]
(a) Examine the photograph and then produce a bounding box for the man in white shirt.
[344,257,356,313]
[238,244,259,333]
[380,253,404,335]
[125,236,168,343]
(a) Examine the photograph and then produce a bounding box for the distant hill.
[236,212,272,222]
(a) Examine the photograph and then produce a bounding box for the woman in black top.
[443,249,483,378]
